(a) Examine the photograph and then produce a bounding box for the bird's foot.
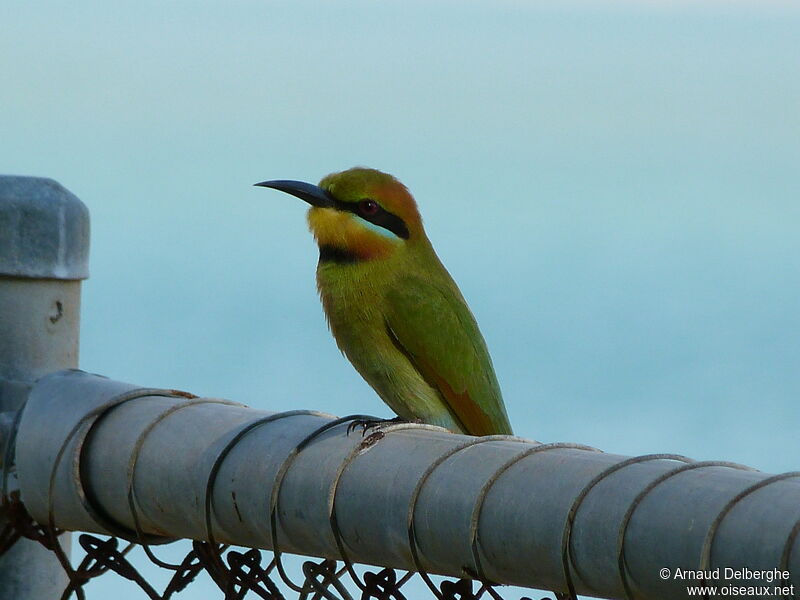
[346,416,409,436]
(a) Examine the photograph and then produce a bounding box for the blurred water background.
[2,1,798,597]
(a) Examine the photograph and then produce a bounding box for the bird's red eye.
[358,200,379,216]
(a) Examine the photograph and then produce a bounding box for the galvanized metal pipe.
[14,370,800,600]
[0,176,89,599]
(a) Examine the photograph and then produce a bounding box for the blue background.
[3,1,798,598]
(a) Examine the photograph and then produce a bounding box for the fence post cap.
[0,176,90,280]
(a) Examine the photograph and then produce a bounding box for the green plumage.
[316,228,512,436]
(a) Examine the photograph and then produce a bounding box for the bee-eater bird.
[255,167,513,436]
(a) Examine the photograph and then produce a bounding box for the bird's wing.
[384,275,513,436]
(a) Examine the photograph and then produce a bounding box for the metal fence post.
[0,176,89,599]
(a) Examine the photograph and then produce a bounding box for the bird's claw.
[346,416,406,436]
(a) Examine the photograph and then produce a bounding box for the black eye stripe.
[319,244,360,264]
[331,197,410,240]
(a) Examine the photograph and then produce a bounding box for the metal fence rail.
[9,369,800,600]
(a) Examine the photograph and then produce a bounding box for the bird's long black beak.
[254,179,335,208]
